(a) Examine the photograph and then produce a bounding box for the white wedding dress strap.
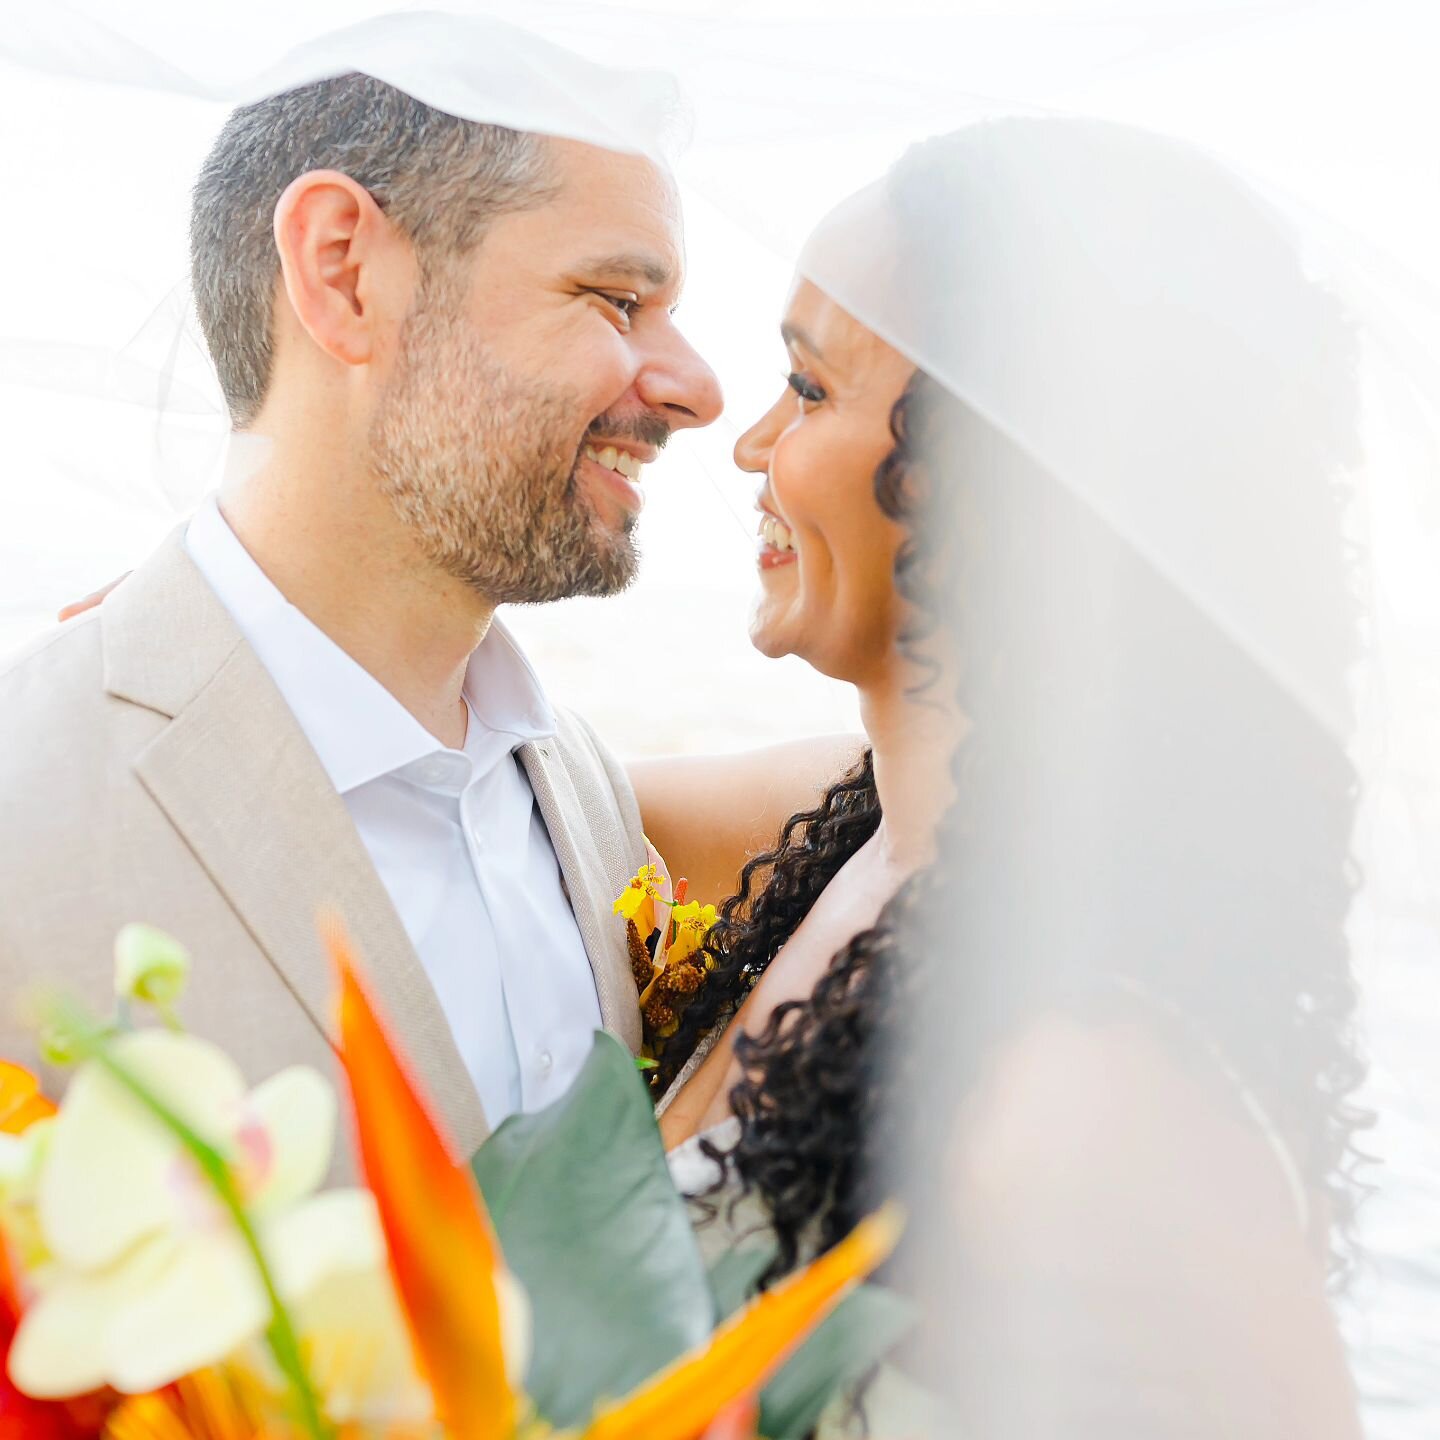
[654,1018,726,1120]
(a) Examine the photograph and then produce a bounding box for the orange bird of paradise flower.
[323,916,903,1440]
[325,920,514,1440]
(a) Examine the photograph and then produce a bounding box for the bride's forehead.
[782,278,899,368]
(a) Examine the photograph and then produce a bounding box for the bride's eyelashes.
[785,370,826,410]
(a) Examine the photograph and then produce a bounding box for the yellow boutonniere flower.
[663,901,719,969]
[612,863,668,942]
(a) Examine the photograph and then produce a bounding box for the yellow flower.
[612,864,667,941]
[662,902,718,969]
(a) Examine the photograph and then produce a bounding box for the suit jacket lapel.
[519,739,643,1053]
[103,530,490,1157]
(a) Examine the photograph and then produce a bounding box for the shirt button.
[537,1050,554,1076]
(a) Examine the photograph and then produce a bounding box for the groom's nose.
[634,325,723,432]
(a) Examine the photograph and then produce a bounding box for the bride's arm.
[626,735,861,907]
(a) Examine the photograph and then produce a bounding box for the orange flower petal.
[0,1061,55,1135]
[582,1204,903,1440]
[324,917,514,1440]
[104,1368,269,1440]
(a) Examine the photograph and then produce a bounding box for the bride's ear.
[271,168,408,368]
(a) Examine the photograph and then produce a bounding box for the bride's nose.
[733,396,786,475]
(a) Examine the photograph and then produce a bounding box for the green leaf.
[707,1247,916,1440]
[471,1032,714,1428]
[757,1285,915,1439]
[706,1246,774,1322]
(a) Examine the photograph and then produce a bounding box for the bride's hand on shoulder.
[57,573,129,622]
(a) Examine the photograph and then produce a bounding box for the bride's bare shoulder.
[941,1009,1361,1437]
[953,1010,1300,1239]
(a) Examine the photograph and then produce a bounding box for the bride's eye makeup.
[786,371,826,408]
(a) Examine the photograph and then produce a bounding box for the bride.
[654,117,1369,1436]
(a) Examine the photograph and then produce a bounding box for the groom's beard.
[370,298,640,605]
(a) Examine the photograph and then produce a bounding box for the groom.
[0,75,835,1158]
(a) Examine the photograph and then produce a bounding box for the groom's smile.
[578,443,650,517]
[443,137,720,540]
[575,413,668,521]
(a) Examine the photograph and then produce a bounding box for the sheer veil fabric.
[3,2,1440,1433]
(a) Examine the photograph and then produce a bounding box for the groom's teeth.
[583,445,644,485]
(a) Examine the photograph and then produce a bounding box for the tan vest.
[0,531,645,1162]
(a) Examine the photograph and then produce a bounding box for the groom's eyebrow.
[576,251,674,289]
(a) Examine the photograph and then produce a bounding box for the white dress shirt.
[185,498,603,1127]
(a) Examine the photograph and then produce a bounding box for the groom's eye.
[588,290,641,319]
[786,371,826,408]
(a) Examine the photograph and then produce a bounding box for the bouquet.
[0,922,904,1439]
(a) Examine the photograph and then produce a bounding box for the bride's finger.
[57,573,129,623]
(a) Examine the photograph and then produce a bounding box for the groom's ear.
[271,169,408,370]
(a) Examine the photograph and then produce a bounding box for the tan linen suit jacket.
[0,530,646,1163]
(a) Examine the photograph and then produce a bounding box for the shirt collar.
[185,496,556,796]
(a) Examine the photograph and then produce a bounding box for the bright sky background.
[2,0,1437,755]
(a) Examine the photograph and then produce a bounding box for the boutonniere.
[613,844,719,1079]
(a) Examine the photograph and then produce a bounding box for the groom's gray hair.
[191,73,555,427]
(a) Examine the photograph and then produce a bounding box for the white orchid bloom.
[243,1188,435,1424]
[6,1029,430,1422]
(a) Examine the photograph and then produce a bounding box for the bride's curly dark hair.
[654,383,928,1285]
[658,119,1372,1291]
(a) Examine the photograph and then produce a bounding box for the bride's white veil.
[2,3,1439,1433]
[804,115,1429,1433]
